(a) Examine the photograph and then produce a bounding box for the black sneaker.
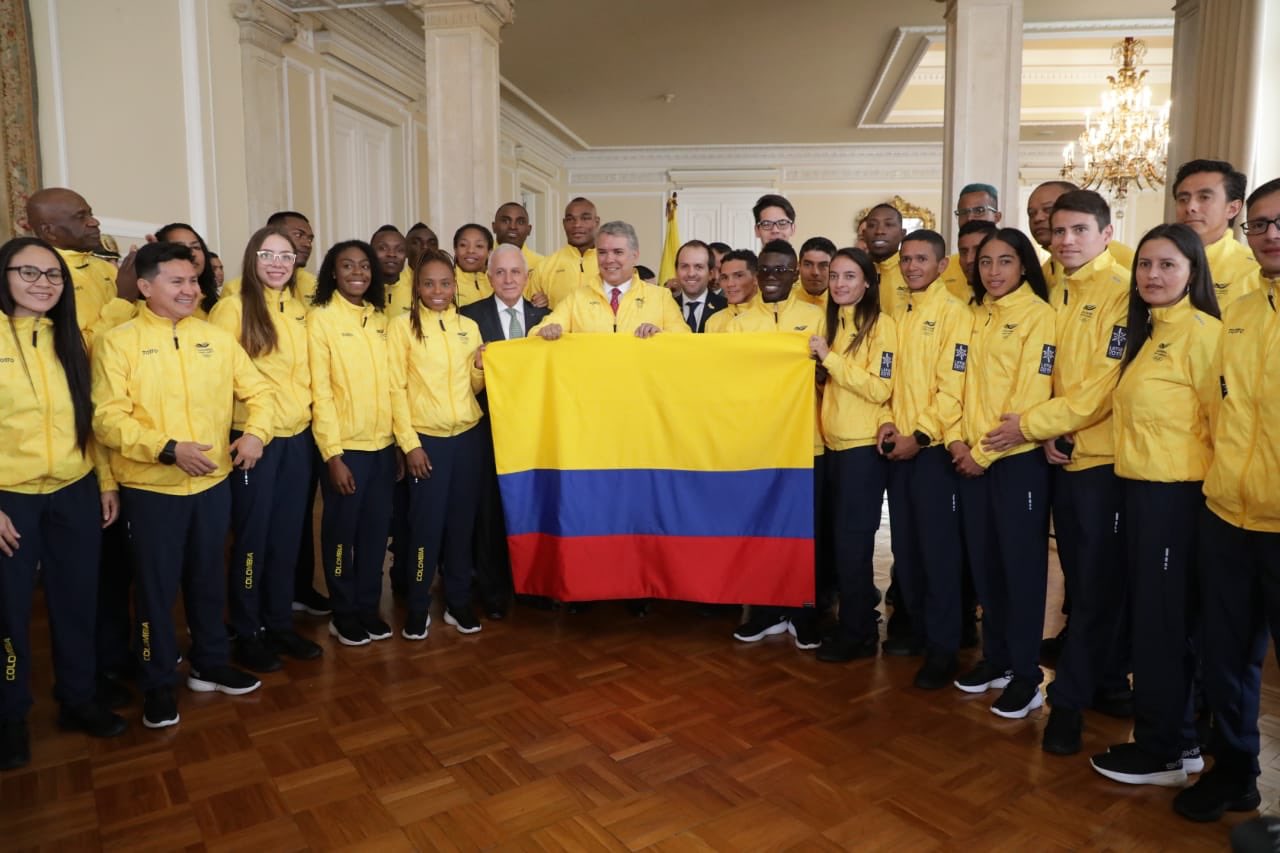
[187,665,261,696]
[292,588,332,616]
[913,653,958,690]
[0,720,30,770]
[1092,686,1135,719]
[816,635,879,663]
[881,635,925,657]
[1182,746,1205,775]
[1042,707,1083,755]
[991,678,1044,719]
[360,613,393,641]
[954,660,1013,694]
[787,618,821,651]
[444,607,482,634]
[57,701,128,738]
[733,614,789,643]
[96,674,133,710]
[142,687,180,729]
[1228,815,1280,850]
[1173,764,1261,822]
[329,615,370,646]
[232,633,284,674]
[402,611,431,641]
[265,629,323,660]
[1090,742,1186,787]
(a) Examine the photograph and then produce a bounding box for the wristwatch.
[912,430,932,448]
[159,439,178,465]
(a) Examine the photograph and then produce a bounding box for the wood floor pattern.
[6,563,1279,850]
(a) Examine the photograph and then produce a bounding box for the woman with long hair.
[1090,222,1221,787]
[208,227,322,672]
[388,248,488,638]
[452,224,494,307]
[154,223,219,318]
[0,237,127,770]
[307,240,395,647]
[948,227,1056,718]
[809,247,896,662]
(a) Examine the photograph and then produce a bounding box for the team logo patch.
[1039,344,1056,376]
[1152,341,1171,362]
[1105,325,1127,359]
[921,319,937,336]
[952,343,968,372]
[1228,327,1246,334]
[880,352,894,379]
[1080,303,1098,321]
[195,342,213,358]
[1214,282,1229,292]
[141,347,159,356]
[1001,322,1019,338]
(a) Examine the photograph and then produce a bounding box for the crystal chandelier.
[1060,37,1170,200]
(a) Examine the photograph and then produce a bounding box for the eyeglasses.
[758,265,796,277]
[6,265,64,285]
[1242,216,1280,236]
[256,250,297,264]
[955,206,997,217]
[756,219,794,230]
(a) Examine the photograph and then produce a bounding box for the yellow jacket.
[208,286,312,438]
[388,306,485,450]
[705,293,760,333]
[1,315,113,493]
[961,284,1056,468]
[939,254,975,304]
[526,245,598,308]
[793,283,828,309]
[888,278,972,445]
[1020,250,1129,471]
[57,248,134,349]
[1204,276,1280,530]
[522,245,544,271]
[876,253,909,317]
[454,268,493,308]
[1045,244,1131,310]
[223,269,318,308]
[820,307,896,450]
[383,266,415,318]
[91,306,274,495]
[530,275,690,335]
[1204,231,1259,311]
[307,297,393,461]
[1112,297,1220,482]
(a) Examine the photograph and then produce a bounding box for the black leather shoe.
[882,635,926,657]
[913,653,958,690]
[58,702,128,738]
[1042,707,1083,755]
[96,675,133,710]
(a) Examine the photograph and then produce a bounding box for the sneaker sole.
[1183,756,1205,774]
[187,675,261,696]
[142,712,179,729]
[444,612,482,635]
[991,690,1044,719]
[785,621,820,650]
[366,629,393,641]
[1089,759,1187,787]
[955,675,1012,694]
[292,601,332,616]
[328,622,370,647]
[733,621,789,643]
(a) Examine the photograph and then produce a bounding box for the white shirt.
[678,289,709,328]
[603,279,632,302]
[494,296,528,340]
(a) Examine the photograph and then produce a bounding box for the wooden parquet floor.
[6,532,1280,851]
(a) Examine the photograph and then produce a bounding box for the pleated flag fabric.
[484,333,815,605]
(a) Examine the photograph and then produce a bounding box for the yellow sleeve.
[820,320,893,405]
[207,297,242,339]
[307,313,343,461]
[918,306,971,445]
[1020,303,1126,442]
[387,320,420,454]
[529,291,574,334]
[91,331,168,464]
[231,339,275,445]
[523,263,546,302]
[971,311,1057,469]
[1192,321,1223,449]
[91,437,116,492]
[661,290,691,332]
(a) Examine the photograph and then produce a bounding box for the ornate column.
[941,0,1023,247]
[410,0,514,238]
[231,0,298,228]
[1167,0,1266,216]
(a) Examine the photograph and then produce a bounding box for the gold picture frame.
[856,195,936,234]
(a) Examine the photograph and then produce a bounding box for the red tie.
[610,287,621,314]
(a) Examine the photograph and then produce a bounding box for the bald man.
[492,202,544,272]
[25,188,138,346]
[524,197,600,309]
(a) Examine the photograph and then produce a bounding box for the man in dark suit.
[671,240,727,332]
[460,244,550,616]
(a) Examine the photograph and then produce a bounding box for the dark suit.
[672,289,728,333]
[460,296,550,612]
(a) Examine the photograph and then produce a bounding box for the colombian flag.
[484,333,815,605]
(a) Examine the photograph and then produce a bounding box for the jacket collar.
[1150,294,1197,325]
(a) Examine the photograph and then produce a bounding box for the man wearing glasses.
[754,194,798,246]
[524,197,600,309]
[940,183,1001,300]
[1174,177,1280,825]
